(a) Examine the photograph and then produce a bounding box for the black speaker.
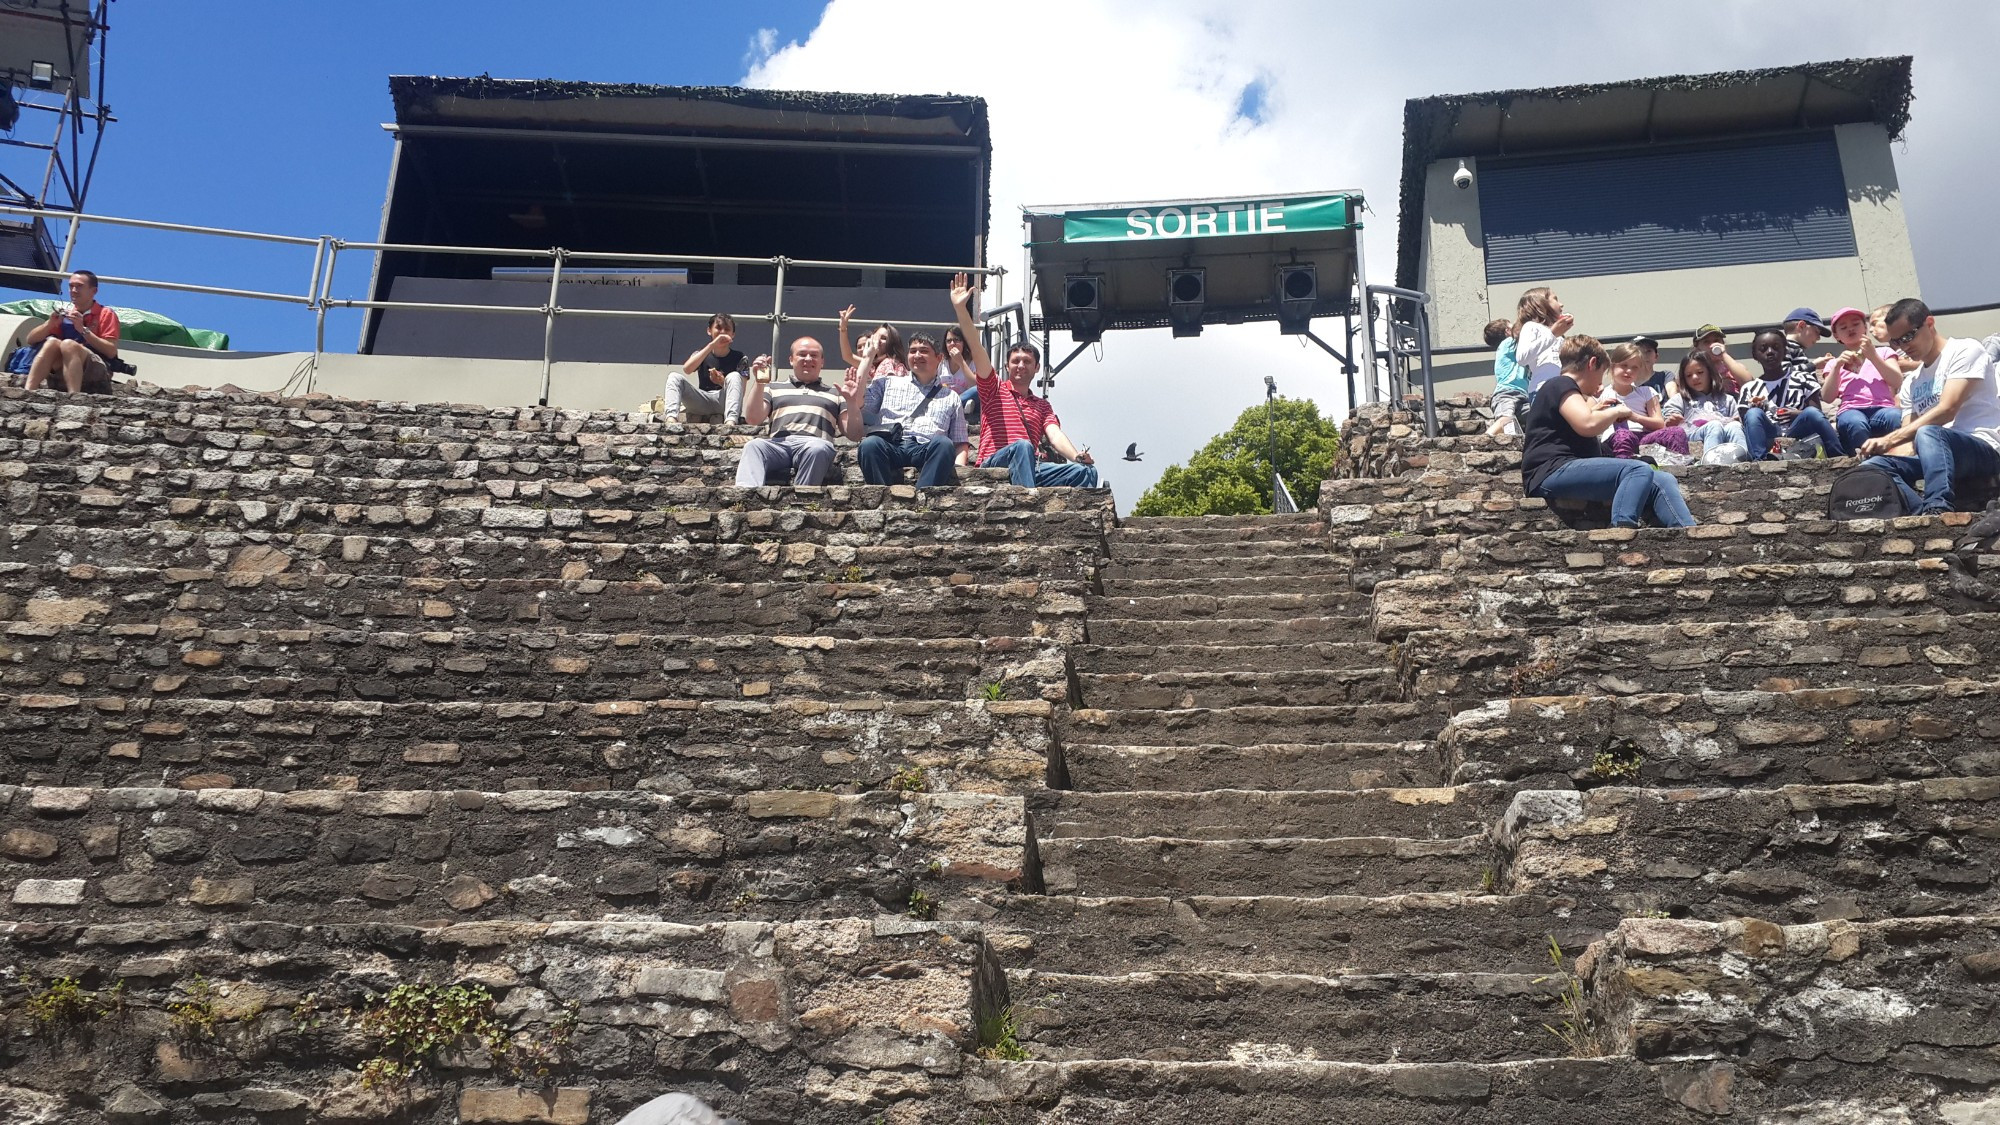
[1167,268,1205,338]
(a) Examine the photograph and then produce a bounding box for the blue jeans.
[981,439,1100,488]
[958,386,980,425]
[1835,406,1903,457]
[1531,457,1696,528]
[1692,419,1748,451]
[1862,425,2000,514]
[857,433,958,488]
[1744,406,1844,459]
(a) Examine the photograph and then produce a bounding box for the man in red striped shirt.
[949,273,1098,488]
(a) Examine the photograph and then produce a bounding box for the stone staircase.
[2,385,1998,1123]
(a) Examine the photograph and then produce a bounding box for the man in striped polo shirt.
[948,273,1099,488]
[735,337,866,486]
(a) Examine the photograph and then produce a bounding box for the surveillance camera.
[1452,160,1473,190]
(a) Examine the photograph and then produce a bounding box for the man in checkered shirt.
[856,328,969,487]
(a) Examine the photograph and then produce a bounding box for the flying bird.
[1122,443,1143,462]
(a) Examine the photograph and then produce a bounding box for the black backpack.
[1827,465,1908,520]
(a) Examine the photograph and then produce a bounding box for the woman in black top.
[1520,334,1696,529]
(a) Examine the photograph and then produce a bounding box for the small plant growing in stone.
[906,889,938,921]
[1588,740,1644,783]
[976,1006,1029,1061]
[888,766,929,793]
[730,888,763,912]
[1479,866,1497,894]
[978,681,1010,702]
[1537,936,1602,1058]
[355,981,500,1089]
[25,977,121,1038]
[167,975,220,1042]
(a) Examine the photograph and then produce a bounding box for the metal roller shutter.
[1480,132,1857,285]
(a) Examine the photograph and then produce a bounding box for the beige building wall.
[1422,125,1924,353]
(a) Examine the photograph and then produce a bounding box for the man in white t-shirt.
[1858,298,2000,514]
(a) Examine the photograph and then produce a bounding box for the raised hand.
[1551,313,1575,336]
[949,272,974,310]
[839,304,857,324]
[751,355,774,384]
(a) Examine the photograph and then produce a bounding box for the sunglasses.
[1887,324,1925,351]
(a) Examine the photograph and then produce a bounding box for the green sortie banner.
[1061,194,1352,244]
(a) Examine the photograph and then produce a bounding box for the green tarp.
[1,300,230,350]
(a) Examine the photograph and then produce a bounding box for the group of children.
[1486,287,1921,466]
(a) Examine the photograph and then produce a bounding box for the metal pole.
[1265,374,1279,512]
[56,213,83,274]
[539,248,565,407]
[1352,234,1378,406]
[1415,302,1439,439]
[1341,308,1357,416]
[769,257,787,370]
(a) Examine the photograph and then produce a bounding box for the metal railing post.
[56,213,84,275]
[539,247,566,407]
[308,236,332,395]
[768,257,787,369]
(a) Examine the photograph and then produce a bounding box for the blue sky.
[2,0,828,350]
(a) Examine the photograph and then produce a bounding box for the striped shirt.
[975,373,1060,463]
[759,380,844,442]
[864,374,967,443]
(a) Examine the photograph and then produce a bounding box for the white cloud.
[743,27,782,74]
[746,0,2000,511]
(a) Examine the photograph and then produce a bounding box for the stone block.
[458,1088,591,1125]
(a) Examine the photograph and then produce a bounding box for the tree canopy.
[1131,397,1342,517]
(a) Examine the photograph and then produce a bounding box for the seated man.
[734,337,864,487]
[948,272,1098,488]
[664,312,748,423]
[24,270,120,394]
[1859,298,2000,514]
[856,329,967,488]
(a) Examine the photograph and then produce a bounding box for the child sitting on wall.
[1484,318,1530,437]
[1741,327,1844,459]
[1663,351,1749,457]
[1599,342,1686,460]
[1820,306,1905,457]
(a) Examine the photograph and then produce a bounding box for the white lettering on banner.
[1221,204,1242,235]
[1126,209,1154,238]
[1190,205,1218,237]
[1155,208,1188,237]
[1260,202,1287,232]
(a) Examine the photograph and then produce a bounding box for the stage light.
[1063,273,1105,343]
[29,61,55,90]
[0,89,17,133]
[1167,267,1205,338]
[1275,264,1317,335]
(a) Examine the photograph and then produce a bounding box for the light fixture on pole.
[1063,273,1105,343]
[28,60,56,90]
[1275,263,1317,335]
[1166,267,1205,338]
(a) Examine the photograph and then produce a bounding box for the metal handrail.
[0,203,1007,406]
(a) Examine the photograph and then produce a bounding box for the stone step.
[1106,537,1336,561]
[1085,590,1366,622]
[1108,552,1354,582]
[0,624,1067,707]
[1087,615,1373,647]
[3,383,720,432]
[0,570,1080,640]
[1120,514,1328,530]
[2,429,752,473]
[5,481,1112,540]
[1037,832,1489,898]
[1108,522,1329,546]
[1442,681,2000,791]
[1031,785,1510,842]
[1372,559,1973,641]
[0,912,987,1125]
[1075,667,1401,709]
[1059,741,1444,793]
[1319,456,1851,508]
[1007,968,1569,1064]
[959,1056,1706,1123]
[0,784,1029,921]
[982,890,1589,975]
[1063,702,1440,747]
[1500,778,2000,930]
[1097,572,1351,598]
[0,525,1098,584]
[1442,514,1973,577]
[1073,640,1389,676]
[1396,613,2000,703]
[1,694,1057,794]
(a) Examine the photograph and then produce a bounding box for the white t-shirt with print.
[1906,337,2000,450]
[1597,384,1659,434]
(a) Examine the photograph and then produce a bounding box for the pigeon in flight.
[1122,443,1143,462]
